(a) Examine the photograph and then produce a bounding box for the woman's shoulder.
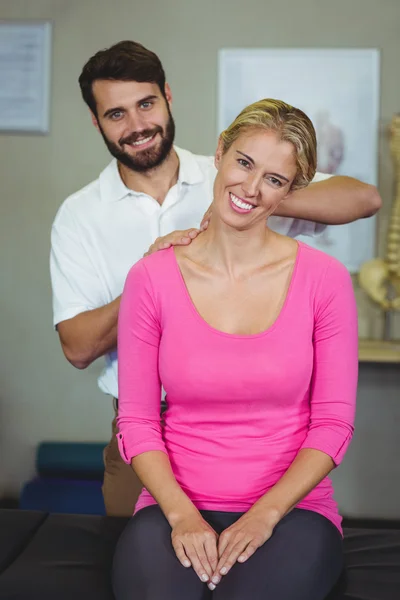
[298,241,350,281]
[125,247,176,292]
[297,242,354,310]
[121,249,179,317]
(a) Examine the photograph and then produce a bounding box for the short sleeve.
[300,259,358,465]
[50,204,106,327]
[286,172,333,238]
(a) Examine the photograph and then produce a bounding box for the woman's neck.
[192,217,275,278]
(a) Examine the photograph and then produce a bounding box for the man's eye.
[110,111,123,120]
[140,101,153,109]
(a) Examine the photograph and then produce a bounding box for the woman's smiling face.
[213,128,298,230]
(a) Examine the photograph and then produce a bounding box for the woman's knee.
[112,506,172,598]
[112,506,210,600]
[213,509,343,600]
[266,510,343,587]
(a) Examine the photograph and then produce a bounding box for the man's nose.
[125,110,147,135]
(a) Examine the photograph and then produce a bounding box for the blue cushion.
[36,442,106,479]
[20,478,105,515]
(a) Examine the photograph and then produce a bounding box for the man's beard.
[99,110,175,173]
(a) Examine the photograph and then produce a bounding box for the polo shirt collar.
[99,159,131,203]
[174,146,205,185]
[99,146,205,203]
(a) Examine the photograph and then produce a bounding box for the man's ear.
[214,137,224,170]
[164,83,173,108]
[90,111,100,133]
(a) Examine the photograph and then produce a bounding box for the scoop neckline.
[169,241,303,340]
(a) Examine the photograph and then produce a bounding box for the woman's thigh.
[112,505,210,600]
[214,509,343,600]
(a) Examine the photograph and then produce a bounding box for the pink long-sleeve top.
[117,242,358,534]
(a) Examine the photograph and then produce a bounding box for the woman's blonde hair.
[219,99,317,191]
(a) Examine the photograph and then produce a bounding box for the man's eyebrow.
[236,151,290,183]
[138,94,158,104]
[103,106,125,118]
[103,95,158,118]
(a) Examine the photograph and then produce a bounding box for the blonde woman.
[112,99,358,600]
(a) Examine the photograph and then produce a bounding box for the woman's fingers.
[209,533,235,587]
[217,530,231,558]
[203,535,218,590]
[216,537,262,581]
[185,544,210,582]
[215,544,239,579]
[204,535,219,573]
[172,538,210,583]
[220,538,253,574]
[237,541,259,563]
[171,516,219,584]
[171,539,191,568]
[209,512,274,589]
[210,535,260,588]
[172,537,213,583]
[195,543,214,580]
[206,536,223,590]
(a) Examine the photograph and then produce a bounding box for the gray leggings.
[112,505,343,600]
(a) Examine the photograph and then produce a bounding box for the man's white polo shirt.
[50,146,329,399]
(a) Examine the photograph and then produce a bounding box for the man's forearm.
[57,296,121,369]
[275,176,381,224]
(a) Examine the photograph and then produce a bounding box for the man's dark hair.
[78,40,167,117]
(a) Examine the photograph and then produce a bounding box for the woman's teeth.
[131,134,154,146]
[230,193,255,211]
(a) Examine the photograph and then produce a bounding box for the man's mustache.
[119,126,162,146]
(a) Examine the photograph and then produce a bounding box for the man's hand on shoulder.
[144,228,200,257]
[144,205,212,256]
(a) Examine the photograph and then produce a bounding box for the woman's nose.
[242,174,260,197]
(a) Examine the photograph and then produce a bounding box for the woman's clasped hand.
[171,505,278,590]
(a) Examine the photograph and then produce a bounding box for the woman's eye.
[268,177,282,187]
[238,159,250,168]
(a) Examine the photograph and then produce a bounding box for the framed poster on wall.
[218,48,380,272]
[0,21,52,134]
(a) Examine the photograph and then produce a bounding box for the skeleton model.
[359,115,400,331]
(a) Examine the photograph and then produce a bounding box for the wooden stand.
[359,338,400,363]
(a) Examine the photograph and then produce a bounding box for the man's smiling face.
[92,79,175,172]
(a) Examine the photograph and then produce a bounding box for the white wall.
[1,0,400,518]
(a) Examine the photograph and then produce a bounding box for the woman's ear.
[283,177,297,200]
[214,138,224,170]
[283,187,294,201]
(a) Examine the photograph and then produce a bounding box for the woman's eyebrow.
[236,151,289,182]
[236,150,255,165]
